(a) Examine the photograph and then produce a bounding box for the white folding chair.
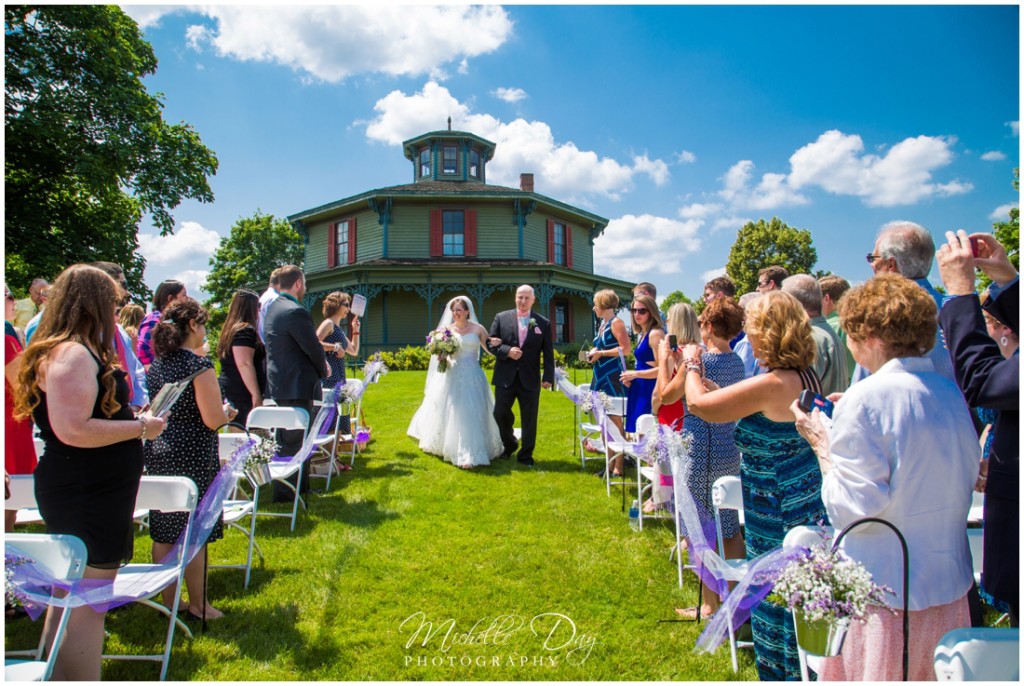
[246,406,310,532]
[967,490,984,526]
[629,415,667,530]
[934,627,1019,681]
[782,524,833,681]
[703,475,755,672]
[573,384,605,469]
[209,434,263,589]
[4,533,88,681]
[103,476,199,681]
[600,402,638,498]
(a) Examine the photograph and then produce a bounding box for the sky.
[122,3,1020,304]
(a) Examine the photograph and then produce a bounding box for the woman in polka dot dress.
[145,298,237,620]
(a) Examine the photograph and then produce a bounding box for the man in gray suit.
[264,265,329,500]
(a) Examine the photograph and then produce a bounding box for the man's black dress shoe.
[516,455,535,467]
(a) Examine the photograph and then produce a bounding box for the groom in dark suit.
[487,284,554,466]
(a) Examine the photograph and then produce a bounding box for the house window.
[442,145,458,175]
[554,301,568,344]
[553,222,567,266]
[442,210,464,256]
[469,149,480,179]
[419,148,431,178]
[335,219,349,265]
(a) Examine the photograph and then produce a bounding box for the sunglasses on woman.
[631,308,649,315]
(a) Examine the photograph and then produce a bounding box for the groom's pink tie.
[517,314,528,347]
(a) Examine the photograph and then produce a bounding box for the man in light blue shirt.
[853,220,954,384]
[23,285,50,344]
[258,269,282,344]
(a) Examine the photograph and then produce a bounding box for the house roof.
[288,179,609,230]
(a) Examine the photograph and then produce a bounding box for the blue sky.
[123,3,1020,303]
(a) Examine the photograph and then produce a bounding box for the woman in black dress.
[146,298,236,620]
[217,289,265,427]
[14,264,167,680]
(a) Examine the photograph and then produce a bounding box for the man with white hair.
[856,220,954,382]
[782,274,849,395]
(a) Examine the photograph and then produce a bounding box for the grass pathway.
[6,370,757,680]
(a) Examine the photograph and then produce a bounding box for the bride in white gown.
[407,296,504,468]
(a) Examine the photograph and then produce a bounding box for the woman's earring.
[1000,335,1009,348]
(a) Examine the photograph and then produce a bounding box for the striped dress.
[734,369,828,681]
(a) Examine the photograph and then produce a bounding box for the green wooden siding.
[569,224,594,274]
[306,221,328,274]
[387,205,430,258]
[475,206,518,256]
[354,209,382,262]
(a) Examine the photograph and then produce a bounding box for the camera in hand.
[798,389,834,418]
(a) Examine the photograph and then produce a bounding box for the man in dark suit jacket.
[264,265,329,500]
[487,285,554,466]
[937,230,1019,625]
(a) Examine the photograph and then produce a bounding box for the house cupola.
[402,128,496,184]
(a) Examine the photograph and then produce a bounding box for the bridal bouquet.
[768,530,894,624]
[425,327,460,372]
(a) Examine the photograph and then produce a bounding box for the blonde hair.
[665,303,701,346]
[593,289,619,311]
[15,265,121,420]
[839,273,937,358]
[744,291,816,370]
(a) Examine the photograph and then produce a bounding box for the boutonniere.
[528,317,537,328]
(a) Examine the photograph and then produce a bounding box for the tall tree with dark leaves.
[5,5,217,298]
[725,217,818,294]
[978,169,1019,291]
[203,211,304,335]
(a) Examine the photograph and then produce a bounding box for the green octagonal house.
[288,125,636,351]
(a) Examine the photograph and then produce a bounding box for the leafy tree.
[4,5,218,297]
[203,211,304,334]
[725,217,818,294]
[979,169,1019,291]
[660,289,695,310]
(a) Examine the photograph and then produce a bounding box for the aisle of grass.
[5,369,757,680]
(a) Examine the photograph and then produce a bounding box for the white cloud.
[493,87,527,103]
[120,5,184,29]
[717,160,809,210]
[981,150,1007,161]
[989,202,1018,220]
[362,82,671,203]
[138,221,221,268]
[675,150,697,164]
[786,130,971,207]
[1008,121,1020,137]
[701,267,727,282]
[593,214,702,282]
[678,202,723,219]
[154,6,514,83]
[172,269,211,299]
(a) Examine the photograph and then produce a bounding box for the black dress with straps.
[33,349,144,568]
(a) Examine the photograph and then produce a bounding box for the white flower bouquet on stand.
[769,531,894,656]
[242,434,278,486]
[425,327,460,372]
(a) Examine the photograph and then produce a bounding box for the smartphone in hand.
[798,389,835,418]
[669,334,678,352]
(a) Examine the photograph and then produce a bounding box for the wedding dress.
[407,307,503,467]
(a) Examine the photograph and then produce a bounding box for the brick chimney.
[520,173,534,192]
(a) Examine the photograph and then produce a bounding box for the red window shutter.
[327,223,337,268]
[549,301,556,342]
[567,301,575,342]
[546,219,555,263]
[565,224,574,268]
[429,209,443,257]
[465,210,477,257]
[348,217,357,264]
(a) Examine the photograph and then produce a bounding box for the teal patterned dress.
[734,391,827,681]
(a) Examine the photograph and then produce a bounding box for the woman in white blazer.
[792,273,979,681]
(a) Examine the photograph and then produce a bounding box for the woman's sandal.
[674,606,714,621]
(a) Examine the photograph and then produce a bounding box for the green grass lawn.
[6,369,757,681]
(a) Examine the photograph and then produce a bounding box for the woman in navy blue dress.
[585,289,631,476]
[620,293,664,432]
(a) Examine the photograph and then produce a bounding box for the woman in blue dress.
[585,289,631,476]
[679,291,827,681]
[659,297,746,619]
[620,293,664,433]
[316,292,361,438]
